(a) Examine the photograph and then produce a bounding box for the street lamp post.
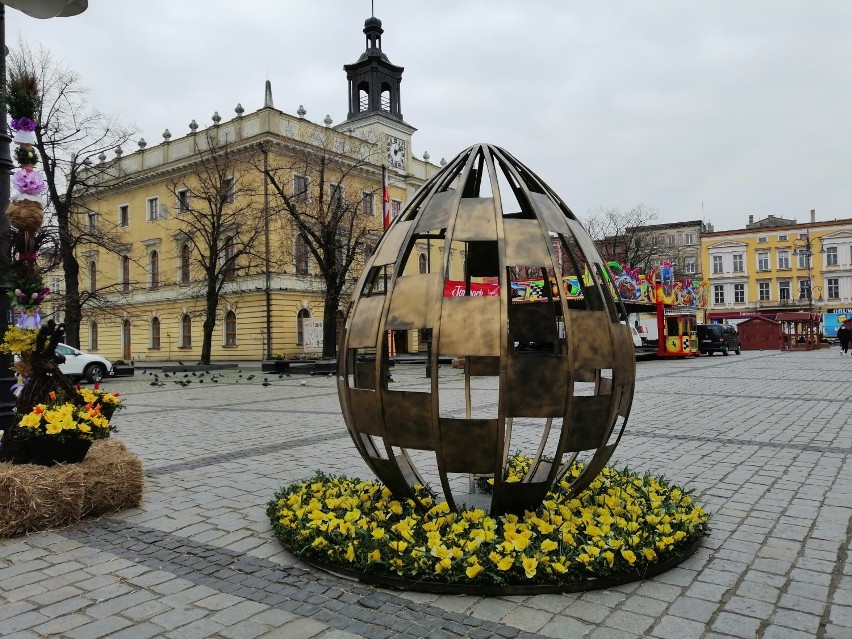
[791,230,823,313]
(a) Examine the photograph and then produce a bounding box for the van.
[696,324,741,356]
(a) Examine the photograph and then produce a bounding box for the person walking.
[838,323,851,355]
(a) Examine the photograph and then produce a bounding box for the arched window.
[150,250,160,289]
[224,310,237,346]
[89,261,97,293]
[151,317,161,349]
[89,321,98,350]
[296,308,311,346]
[295,234,309,275]
[223,236,236,281]
[121,255,131,291]
[180,243,191,284]
[418,253,427,274]
[181,313,192,347]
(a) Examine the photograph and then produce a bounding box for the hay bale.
[80,439,145,517]
[0,438,145,539]
[0,463,85,538]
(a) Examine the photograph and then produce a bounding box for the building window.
[418,253,428,274]
[87,212,98,232]
[732,254,744,272]
[827,278,839,299]
[797,250,810,269]
[758,281,770,301]
[296,308,311,346]
[712,255,723,274]
[684,233,694,246]
[149,250,160,289]
[361,191,374,217]
[121,255,131,292]
[295,233,309,275]
[180,243,191,284]
[825,246,838,266]
[151,317,161,349]
[734,284,745,303]
[651,236,658,248]
[223,236,236,281]
[89,260,97,293]
[777,250,790,270]
[667,234,676,246]
[181,314,192,347]
[330,183,343,211]
[757,251,769,271]
[89,321,98,350]
[757,236,767,243]
[391,200,401,220]
[713,285,724,304]
[147,197,159,221]
[224,310,237,346]
[177,189,191,214]
[222,177,235,204]
[778,234,788,241]
[119,204,129,227]
[293,174,308,201]
[779,280,791,301]
[684,259,696,274]
[798,280,811,301]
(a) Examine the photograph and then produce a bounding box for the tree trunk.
[322,292,340,358]
[62,250,81,349]
[200,285,218,365]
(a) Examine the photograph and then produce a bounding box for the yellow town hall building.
[59,17,445,363]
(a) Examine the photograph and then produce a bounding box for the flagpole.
[382,165,395,358]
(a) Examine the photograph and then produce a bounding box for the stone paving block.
[499,605,552,632]
[84,590,156,619]
[39,595,93,618]
[209,600,270,626]
[163,616,228,639]
[122,598,174,622]
[259,616,329,639]
[762,625,816,639]
[31,612,92,635]
[65,615,134,639]
[711,611,762,638]
[536,614,594,639]
[829,604,852,627]
[562,600,611,624]
[600,609,654,634]
[666,596,718,623]
[723,595,776,619]
[108,622,167,639]
[149,605,209,630]
[2,610,51,633]
[649,615,706,639]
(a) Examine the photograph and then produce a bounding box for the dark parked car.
[697,324,741,356]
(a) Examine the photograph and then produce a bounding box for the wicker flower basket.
[6,199,44,231]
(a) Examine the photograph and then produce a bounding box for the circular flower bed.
[268,463,709,594]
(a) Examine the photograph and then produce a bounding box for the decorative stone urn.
[338,144,636,514]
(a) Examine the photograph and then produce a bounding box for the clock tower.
[340,15,415,172]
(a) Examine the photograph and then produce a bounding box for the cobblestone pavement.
[1,349,851,638]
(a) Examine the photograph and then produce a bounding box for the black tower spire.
[344,17,404,122]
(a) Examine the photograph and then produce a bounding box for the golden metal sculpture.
[338,144,636,514]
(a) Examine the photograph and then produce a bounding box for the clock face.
[387,135,406,170]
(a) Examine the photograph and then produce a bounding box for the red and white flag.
[382,165,391,229]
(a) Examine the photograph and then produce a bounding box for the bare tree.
[167,133,265,364]
[9,41,136,347]
[263,136,378,358]
[582,204,660,272]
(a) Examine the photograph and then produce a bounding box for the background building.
[701,211,852,324]
[63,17,442,363]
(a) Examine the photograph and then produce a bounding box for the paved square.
[1,349,850,638]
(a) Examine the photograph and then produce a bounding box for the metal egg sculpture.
[338,144,635,515]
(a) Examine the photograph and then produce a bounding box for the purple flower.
[16,308,41,330]
[10,117,37,132]
[11,168,45,196]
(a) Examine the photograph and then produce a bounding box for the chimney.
[748,214,754,225]
[810,208,815,223]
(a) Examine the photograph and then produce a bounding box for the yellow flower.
[522,556,537,578]
[466,563,483,579]
[642,547,656,561]
[550,561,568,574]
[371,527,385,540]
[602,551,614,567]
[345,544,355,562]
[367,549,381,562]
[621,549,637,564]
[540,539,558,553]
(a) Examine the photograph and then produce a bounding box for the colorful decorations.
[268,462,708,591]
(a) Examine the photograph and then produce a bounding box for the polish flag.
[382,165,391,229]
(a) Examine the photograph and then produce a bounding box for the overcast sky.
[8,1,852,232]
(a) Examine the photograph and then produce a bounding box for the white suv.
[56,344,114,382]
